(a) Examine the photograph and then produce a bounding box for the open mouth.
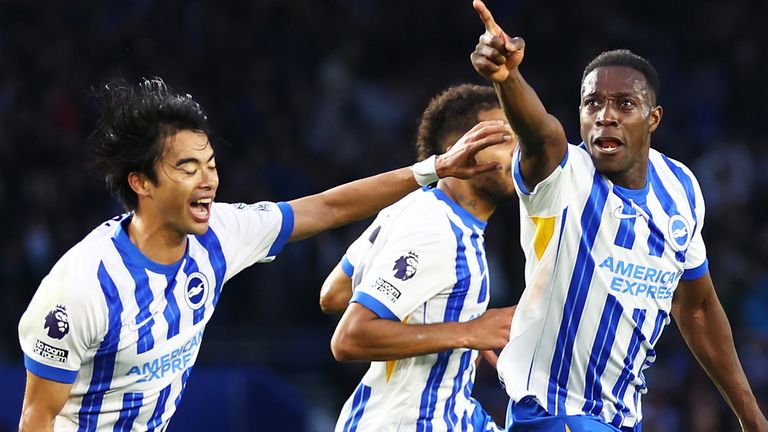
[593,137,624,154]
[189,198,212,223]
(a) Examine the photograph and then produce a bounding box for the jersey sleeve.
[350,215,457,321]
[680,167,708,280]
[18,264,104,384]
[513,144,590,217]
[211,201,295,280]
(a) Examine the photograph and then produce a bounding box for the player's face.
[579,66,662,188]
[150,130,219,236]
[471,108,517,202]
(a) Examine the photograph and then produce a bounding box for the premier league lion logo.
[44,305,69,340]
[393,251,419,281]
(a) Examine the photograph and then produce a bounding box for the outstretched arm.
[673,272,768,432]
[331,303,515,361]
[287,121,510,241]
[319,262,353,315]
[470,0,567,190]
[18,372,72,432]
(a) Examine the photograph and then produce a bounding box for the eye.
[179,167,196,175]
[620,99,636,108]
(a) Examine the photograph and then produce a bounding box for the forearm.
[495,70,562,150]
[677,298,766,427]
[289,167,417,241]
[18,409,55,432]
[332,319,470,362]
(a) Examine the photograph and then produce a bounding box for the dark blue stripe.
[78,262,124,432]
[116,238,156,355]
[418,220,472,431]
[343,384,371,432]
[661,155,697,227]
[648,163,685,262]
[163,273,181,339]
[468,229,488,303]
[182,256,207,324]
[443,350,473,429]
[547,171,609,414]
[114,392,143,431]
[649,309,668,345]
[267,202,295,257]
[682,259,708,280]
[613,198,637,250]
[582,294,624,416]
[173,368,193,412]
[350,291,399,321]
[635,200,666,258]
[24,354,78,383]
[340,256,354,277]
[146,383,172,431]
[195,228,227,307]
[431,188,487,230]
[610,308,647,427]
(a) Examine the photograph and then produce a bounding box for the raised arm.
[672,272,768,432]
[18,372,72,432]
[331,303,515,361]
[470,0,567,190]
[287,120,510,241]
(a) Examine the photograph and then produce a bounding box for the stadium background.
[0,0,766,430]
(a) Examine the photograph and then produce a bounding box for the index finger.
[473,0,501,36]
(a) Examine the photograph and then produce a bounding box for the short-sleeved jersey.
[335,187,502,432]
[497,144,708,429]
[19,201,294,431]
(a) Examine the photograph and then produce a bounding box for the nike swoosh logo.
[128,308,162,332]
[612,206,642,220]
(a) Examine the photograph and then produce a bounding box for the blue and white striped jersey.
[335,187,502,432]
[19,201,294,431]
[498,144,708,429]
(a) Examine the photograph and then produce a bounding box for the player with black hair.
[471,1,768,431]
[17,78,510,431]
[320,84,516,431]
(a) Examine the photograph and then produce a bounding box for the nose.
[199,166,219,190]
[596,102,619,127]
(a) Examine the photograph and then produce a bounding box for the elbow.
[330,328,363,362]
[319,291,346,316]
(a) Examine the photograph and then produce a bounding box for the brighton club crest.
[184,272,210,310]
[44,305,69,340]
[393,251,419,281]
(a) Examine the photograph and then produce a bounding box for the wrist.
[411,155,439,186]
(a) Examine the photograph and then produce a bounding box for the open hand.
[434,120,511,179]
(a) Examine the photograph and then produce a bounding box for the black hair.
[415,84,501,161]
[582,49,660,104]
[90,78,211,211]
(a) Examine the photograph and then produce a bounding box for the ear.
[648,105,663,134]
[128,172,152,198]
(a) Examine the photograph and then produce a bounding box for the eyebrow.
[174,153,216,167]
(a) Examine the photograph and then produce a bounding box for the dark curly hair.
[90,78,211,211]
[582,49,660,104]
[415,84,500,161]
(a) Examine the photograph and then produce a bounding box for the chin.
[188,223,210,236]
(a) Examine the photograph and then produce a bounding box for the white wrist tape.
[411,155,439,186]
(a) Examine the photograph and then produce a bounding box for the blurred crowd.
[1,0,767,430]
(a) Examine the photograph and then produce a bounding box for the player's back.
[335,187,499,432]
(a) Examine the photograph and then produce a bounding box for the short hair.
[582,49,660,103]
[90,78,211,211]
[415,84,500,161]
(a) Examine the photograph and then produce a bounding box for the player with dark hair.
[320,84,516,431]
[17,78,511,431]
[470,1,768,431]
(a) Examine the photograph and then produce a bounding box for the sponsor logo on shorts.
[34,339,68,363]
[374,277,401,303]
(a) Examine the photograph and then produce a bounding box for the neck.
[437,178,496,221]
[127,211,187,265]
